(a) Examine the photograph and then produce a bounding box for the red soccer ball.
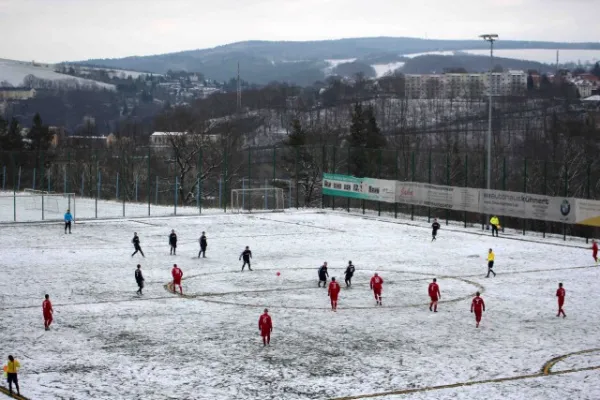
[276,272,281,276]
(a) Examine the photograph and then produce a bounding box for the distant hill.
[76,37,600,85]
[401,54,553,74]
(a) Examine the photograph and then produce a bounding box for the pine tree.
[348,104,386,177]
[27,113,52,151]
[591,62,600,78]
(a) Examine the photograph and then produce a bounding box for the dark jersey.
[318,265,329,278]
[135,269,144,282]
[132,236,140,246]
[241,249,252,260]
[169,233,177,246]
[432,222,441,232]
[200,235,207,248]
[345,265,355,277]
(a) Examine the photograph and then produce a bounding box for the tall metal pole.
[480,33,498,230]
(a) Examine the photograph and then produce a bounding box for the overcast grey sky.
[0,0,597,63]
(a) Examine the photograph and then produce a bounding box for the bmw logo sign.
[560,199,571,216]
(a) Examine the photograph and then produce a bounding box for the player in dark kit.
[240,246,253,271]
[135,264,144,295]
[131,232,145,257]
[169,230,177,255]
[344,261,355,287]
[318,262,329,287]
[431,219,440,241]
[198,231,207,258]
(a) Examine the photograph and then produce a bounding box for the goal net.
[23,189,76,216]
[231,188,285,213]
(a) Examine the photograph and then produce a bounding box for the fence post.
[321,145,326,209]
[331,146,336,211]
[586,161,591,244]
[394,149,399,219]
[464,154,468,228]
[377,148,382,217]
[264,178,268,210]
[427,151,432,223]
[33,167,36,190]
[224,145,228,213]
[218,177,222,209]
[147,147,151,216]
[2,165,6,190]
[174,175,178,216]
[95,156,100,219]
[242,177,245,210]
[135,176,139,202]
[247,148,252,212]
[523,158,527,235]
[198,148,202,214]
[502,157,506,232]
[411,152,415,221]
[563,162,568,241]
[543,160,547,238]
[11,152,16,222]
[17,165,21,191]
[347,146,350,212]
[40,151,45,193]
[81,171,84,197]
[288,179,292,209]
[47,170,51,192]
[295,146,299,209]
[116,172,120,200]
[481,154,486,230]
[446,153,450,226]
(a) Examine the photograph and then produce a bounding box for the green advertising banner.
[322,173,396,203]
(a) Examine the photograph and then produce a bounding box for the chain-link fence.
[0,145,599,240]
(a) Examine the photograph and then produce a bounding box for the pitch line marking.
[0,386,30,400]
[541,348,600,375]
[329,363,600,400]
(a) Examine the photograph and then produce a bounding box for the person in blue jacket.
[64,209,73,234]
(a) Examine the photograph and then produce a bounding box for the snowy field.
[0,209,599,400]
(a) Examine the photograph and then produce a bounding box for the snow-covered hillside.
[0,59,116,89]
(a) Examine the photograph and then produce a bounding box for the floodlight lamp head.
[479,34,499,42]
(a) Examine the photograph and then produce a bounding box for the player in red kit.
[428,278,441,312]
[171,264,183,294]
[470,291,485,328]
[370,273,384,306]
[556,283,566,318]
[328,277,341,311]
[258,308,273,346]
[42,294,53,331]
[591,240,598,264]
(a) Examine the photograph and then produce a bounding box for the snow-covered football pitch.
[0,210,599,400]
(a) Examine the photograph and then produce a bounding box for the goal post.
[231,188,285,213]
[22,191,76,220]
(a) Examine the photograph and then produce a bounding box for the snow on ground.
[0,59,115,89]
[0,208,599,400]
[371,62,405,78]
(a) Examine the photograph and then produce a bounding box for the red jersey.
[370,276,383,290]
[328,281,341,297]
[471,296,485,312]
[172,267,183,280]
[258,313,272,333]
[556,288,565,298]
[593,242,598,253]
[42,299,53,314]
[428,283,440,298]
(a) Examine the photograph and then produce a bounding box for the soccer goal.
[231,188,285,213]
[23,190,76,217]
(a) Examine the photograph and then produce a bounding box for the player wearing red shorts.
[171,264,183,294]
[328,277,341,311]
[428,278,441,312]
[370,273,384,306]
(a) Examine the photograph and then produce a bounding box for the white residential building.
[404,71,528,99]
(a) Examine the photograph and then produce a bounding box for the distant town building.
[0,87,37,101]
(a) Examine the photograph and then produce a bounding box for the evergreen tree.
[527,73,534,91]
[27,113,52,151]
[4,118,23,150]
[591,62,600,78]
[348,103,386,177]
